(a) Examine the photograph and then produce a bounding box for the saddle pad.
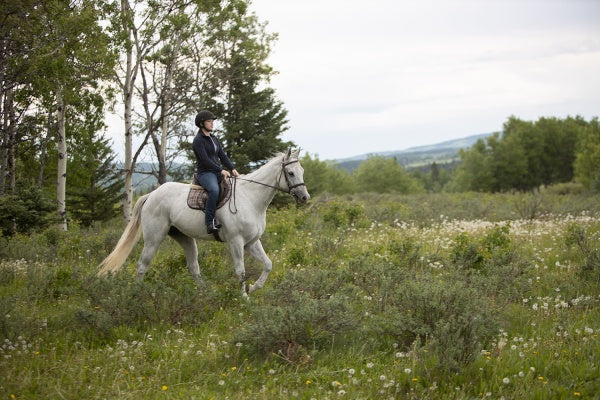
[187,178,232,210]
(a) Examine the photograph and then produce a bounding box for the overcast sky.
[244,0,600,160]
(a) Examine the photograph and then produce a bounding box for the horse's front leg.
[228,238,249,300]
[245,240,272,294]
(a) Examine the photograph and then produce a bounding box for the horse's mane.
[244,151,296,178]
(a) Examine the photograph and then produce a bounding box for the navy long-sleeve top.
[192,132,235,174]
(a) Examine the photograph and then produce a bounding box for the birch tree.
[40,0,116,230]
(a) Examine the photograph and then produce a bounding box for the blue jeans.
[196,172,220,226]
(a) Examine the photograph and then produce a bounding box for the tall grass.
[1,191,599,399]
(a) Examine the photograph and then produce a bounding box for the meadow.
[1,190,599,399]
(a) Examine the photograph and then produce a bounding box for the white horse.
[98,149,310,297]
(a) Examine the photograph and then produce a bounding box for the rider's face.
[203,119,214,131]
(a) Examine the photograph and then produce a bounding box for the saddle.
[187,175,232,211]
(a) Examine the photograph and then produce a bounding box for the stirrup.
[207,220,222,233]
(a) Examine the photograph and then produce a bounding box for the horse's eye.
[288,171,295,177]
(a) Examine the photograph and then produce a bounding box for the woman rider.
[192,110,239,233]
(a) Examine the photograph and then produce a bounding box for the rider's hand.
[231,169,240,177]
[221,170,231,178]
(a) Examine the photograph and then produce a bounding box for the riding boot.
[207,219,222,234]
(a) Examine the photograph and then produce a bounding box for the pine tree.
[67,132,123,227]
[206,1,292,172]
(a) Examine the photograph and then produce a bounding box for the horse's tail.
[98,193,150,276]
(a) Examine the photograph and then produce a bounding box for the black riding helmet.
[195,110,217,128]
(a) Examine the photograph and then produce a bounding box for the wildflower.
[538,376,544,381]
[218,380,225,386]
[332,381,342,387]
[268,369,276,375]
[502,377,510,384]
[161,385,168,391]
[337,390,346,396]
[366,362,374,368]
[379,375,386,381]
[404,368,412,374]
[348,368,355,375]
[574,392,581,396]
[306,380,311,385]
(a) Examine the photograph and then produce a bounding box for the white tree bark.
[121,0,135,221]
[56,85,68,231]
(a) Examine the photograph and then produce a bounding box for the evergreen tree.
[0,182,54,236]
[206,0,292,172]
[67,132,123,227]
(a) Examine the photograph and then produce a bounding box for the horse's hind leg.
[245,240,272,294]
[169,229,203,289]
[137,240,162,281]
[137,220,168,281]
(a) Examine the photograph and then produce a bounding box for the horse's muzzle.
[292,188,310,204]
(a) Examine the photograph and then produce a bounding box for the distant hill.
[127,133,494,189]
[334,132,494,172]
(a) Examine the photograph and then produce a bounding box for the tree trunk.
[56,86,68,231]
[37,108,53,188]
[6,88,16,194]
[0,85,7,195]
[121,0,135,221]
[156,35,182,185]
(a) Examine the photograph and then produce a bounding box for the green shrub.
[565,223,600,281]
[26,263,82,301]
[372,275,499,372]
[450,224,512,272]
[235,268,359,361]
[76,255,222,339]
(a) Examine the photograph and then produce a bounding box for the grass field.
[1,191,599,399]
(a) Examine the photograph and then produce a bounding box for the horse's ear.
[293,148,301,158]
[285,148,292,160]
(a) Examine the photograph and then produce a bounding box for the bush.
[450,224,512,273]
[76,255,222,339]
[565,223,600,281]
[372,275,499,372]
[235,268,359,361]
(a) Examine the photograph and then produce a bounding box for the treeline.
[0,0,290,235]
[302,116,600,197]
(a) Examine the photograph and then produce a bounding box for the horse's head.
[282,148,310,204]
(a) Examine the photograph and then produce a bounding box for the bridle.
[232,159,306,194]
[228,159,306,214]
